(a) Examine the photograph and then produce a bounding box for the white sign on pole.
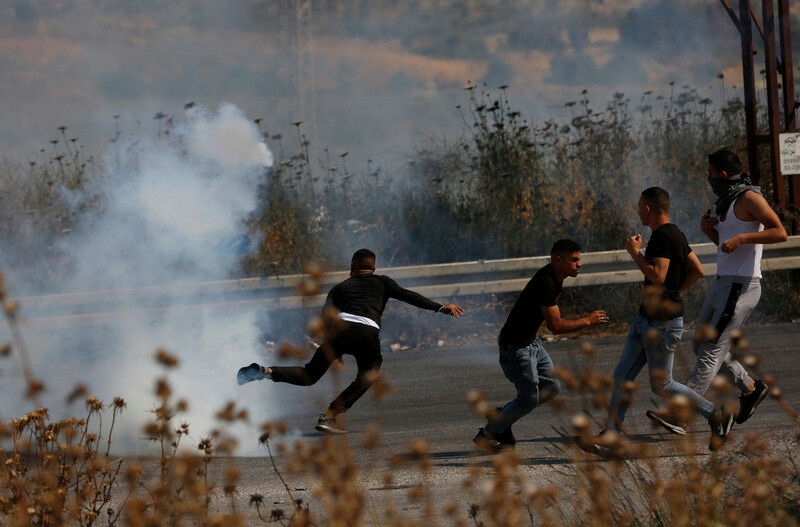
[779,133,800,175]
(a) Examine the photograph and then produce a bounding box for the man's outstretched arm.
[386,278,464,317]
[542,305,607,335]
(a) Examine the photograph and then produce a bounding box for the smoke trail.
[1,103,283,454]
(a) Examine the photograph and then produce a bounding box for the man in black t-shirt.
[237,248,464,434]
[473,239,608,453]
[601,187,714,439]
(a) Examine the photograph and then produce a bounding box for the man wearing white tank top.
[690,147,787,445]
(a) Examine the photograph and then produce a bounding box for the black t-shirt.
[639,223,691,320]
[324,274,442,327]
[498,263,562,349]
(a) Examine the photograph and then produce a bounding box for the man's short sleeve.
[534,273,560,307]
[645,229,671,261]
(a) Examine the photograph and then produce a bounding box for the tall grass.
[3,266,800,525]
[0,128,99,293]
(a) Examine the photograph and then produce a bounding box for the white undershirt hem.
[338,312,380,330]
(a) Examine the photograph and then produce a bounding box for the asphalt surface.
[193,322,800,524]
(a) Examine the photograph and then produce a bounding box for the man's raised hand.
[701,210,719,232]
[625,234,643,257]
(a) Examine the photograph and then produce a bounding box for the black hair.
[641,186,670,214]
[708,147,743,175]
[550,239,581,256]
[351,248,376,271]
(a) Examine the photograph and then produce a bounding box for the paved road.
[212,322,800,523]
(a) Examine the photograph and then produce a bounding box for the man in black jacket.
[238,248,463,434]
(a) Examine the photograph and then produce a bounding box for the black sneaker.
[646,409,687,435]
[489,407,516,446]
[315,414,346,434]
[237,363,268,385]
[736,380,769,424]
[472,427,503,453]
[708,408,735,451]
[495,426,516,447]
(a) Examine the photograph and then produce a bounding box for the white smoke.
[1,103,281,454]
[63,103,272,290]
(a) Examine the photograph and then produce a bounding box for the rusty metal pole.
[739,0,760,184]
[763,0,786,207]
[779,0,796,131]
[779,0,800,216]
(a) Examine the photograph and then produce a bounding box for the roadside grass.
[3,269,800,526]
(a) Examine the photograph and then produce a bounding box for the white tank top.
[716,198,764,278]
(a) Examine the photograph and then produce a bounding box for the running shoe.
[489,407,516,446]
[575,434,612,458]
[735,380,769,424]
[472,427,503,453]
[315,414,346,434]
[708,407,735,451]
[495,426,517,447]
[646,409,687,435]
[237,363,268,385]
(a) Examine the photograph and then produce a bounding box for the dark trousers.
[269,323,382,415]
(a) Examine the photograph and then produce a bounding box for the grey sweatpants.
[688,276,760,407]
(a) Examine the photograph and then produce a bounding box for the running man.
[602,187,728,449]
[473,239,608,453]
[687,147,787,434]
[237,248,464,434]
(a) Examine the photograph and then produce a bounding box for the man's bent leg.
[326,325,382,417]
[270,342,336,386]
[328,351,383,417]
[485,340,540,436]
[605,315,647,431]
[644,317,713,420]
[714,279,761,392]
[534,341,561,404]
[689,278,758,396]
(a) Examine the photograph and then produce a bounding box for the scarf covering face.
[708,172,762,216]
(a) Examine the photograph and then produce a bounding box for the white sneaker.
[646,409,687,435]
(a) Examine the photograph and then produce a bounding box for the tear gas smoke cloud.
[0,103,293,454]
[62,103,272,290]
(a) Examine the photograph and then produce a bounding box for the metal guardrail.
[5,236,800,332]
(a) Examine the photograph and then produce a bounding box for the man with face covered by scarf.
[680,147,787,449]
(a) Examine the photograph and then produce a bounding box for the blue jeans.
[606,314,713,431]
[485,337,561,436]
